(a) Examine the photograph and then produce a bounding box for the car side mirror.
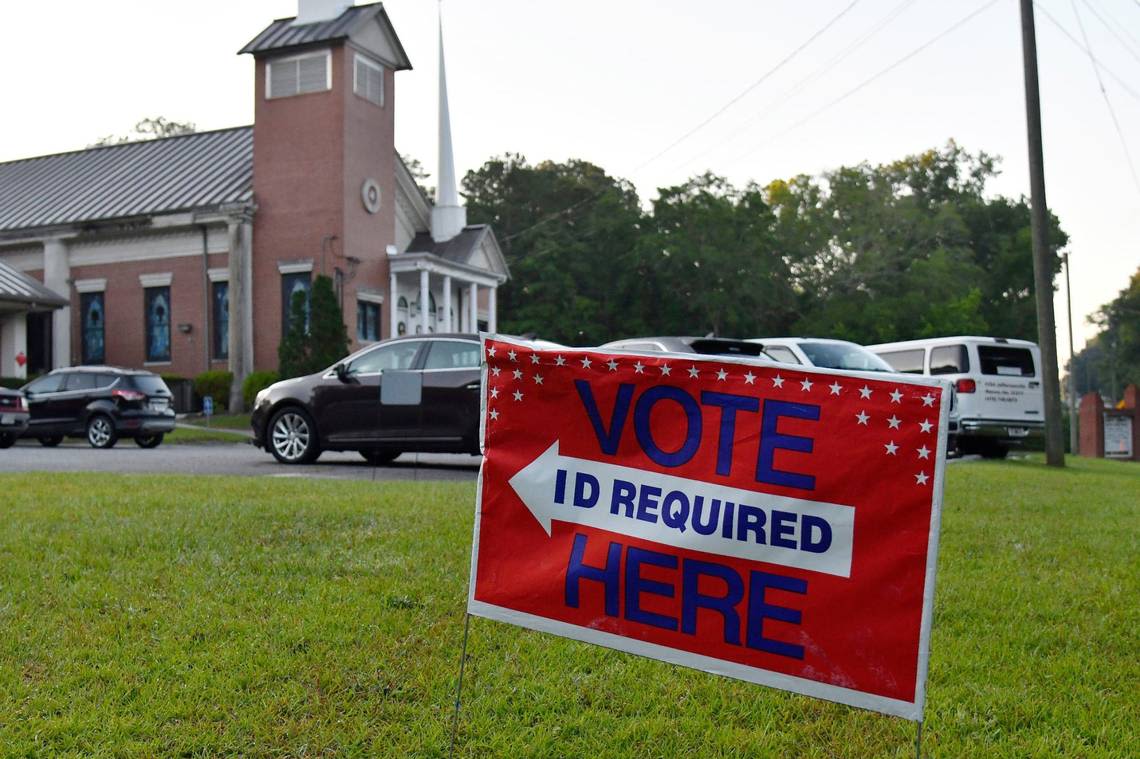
[334,363,351,383]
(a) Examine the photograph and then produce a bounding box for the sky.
[3,0,1138,364]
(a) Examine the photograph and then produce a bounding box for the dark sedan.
[251,334,483,464]
[0,388,29,448]
[21,367,176,448]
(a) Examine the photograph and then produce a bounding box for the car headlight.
[255,388,270,407]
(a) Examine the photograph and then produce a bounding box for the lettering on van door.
[982,380,1028,404]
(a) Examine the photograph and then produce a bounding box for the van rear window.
[877,349,925,374]
[930,345,969,375]
[978,346,1035,377]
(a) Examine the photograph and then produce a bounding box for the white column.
[389,272,398,338]
[442,276,453,332]
[488,286,497,334]
[43,238,71,368]
[0,314,28,379]
[468,282,479,334]
[240,219,254,374]
[225,216,254,412]
[419,268,430,335]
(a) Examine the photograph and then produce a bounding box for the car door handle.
[464,381,481,390]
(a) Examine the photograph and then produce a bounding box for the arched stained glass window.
[81,292,105,364]
[213,282,229,360]
[281,273,312,334]
[145,287,171,362]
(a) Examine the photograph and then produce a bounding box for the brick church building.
[0,0,508,407]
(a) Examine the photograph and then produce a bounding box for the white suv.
[749,337,960,451]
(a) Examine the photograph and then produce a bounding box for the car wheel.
[269,407,321,464]
[360,449,400,465]
[135,434,164,449]
[39,436,63,447]
[0,433,15,449]
[86,415,118,449]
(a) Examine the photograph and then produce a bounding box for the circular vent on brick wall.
[361,178,381,214]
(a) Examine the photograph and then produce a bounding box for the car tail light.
[956,379,976,394]
[113,388,147,403]
[13,396,27,412]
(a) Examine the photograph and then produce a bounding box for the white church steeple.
[431,9,467,242]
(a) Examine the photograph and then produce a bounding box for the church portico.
[387,247,506,336]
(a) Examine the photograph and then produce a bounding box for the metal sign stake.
[448,612,472,759]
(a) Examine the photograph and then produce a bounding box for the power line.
[731,0,1000,164]
[1033,1,1140,104]
[631,0,863,173]
[670,0,921,175]
[1070,0,1140,196]
[1078,0,1140,65]
[506,2,867,245]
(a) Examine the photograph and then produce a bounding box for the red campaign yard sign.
[468,336,948,720]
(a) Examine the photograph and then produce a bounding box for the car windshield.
[799,342,895,372]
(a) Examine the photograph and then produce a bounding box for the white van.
[867,336,1043,458]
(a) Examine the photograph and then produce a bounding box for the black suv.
[0,388,29,448]
[252,334,482,464]
[21,367,176,448]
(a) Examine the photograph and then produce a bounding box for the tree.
[461,142,1068,348]
[634,172,795,337]
[277,275,349,378]
[91,116,196,147]
[1070,267,1140,401]
[308,275,351,370]
[767,142,1066,344]
[277,290,311,379]
[399,153,434,199]
[463,155,644,344]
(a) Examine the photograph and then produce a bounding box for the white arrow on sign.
[508,442,855,578]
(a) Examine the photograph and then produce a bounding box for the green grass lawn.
[0,457,1136,757]
[178,413,251,430]
[166,413,252,445]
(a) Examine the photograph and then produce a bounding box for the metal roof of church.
[0,260,67,308]
[238,2,411,68]
[0,127,253,234]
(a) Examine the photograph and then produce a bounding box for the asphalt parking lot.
[1,437,983,482]
[0,439,481,481]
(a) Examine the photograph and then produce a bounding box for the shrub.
[243,370,279,409]
[193,370,233,410]
[277,274,349,379]
[0,377,30,390]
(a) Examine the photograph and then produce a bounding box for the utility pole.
[1019,0,1065,467]
[1064,253,1078,454]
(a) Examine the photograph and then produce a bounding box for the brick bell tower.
[239,1,412,373]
